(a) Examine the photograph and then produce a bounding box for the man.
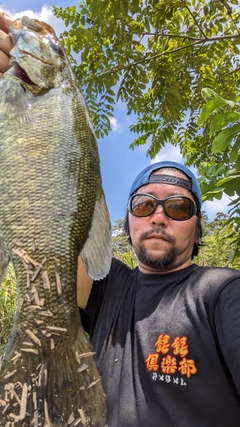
[1,12,240,427]
[78,162,240,427]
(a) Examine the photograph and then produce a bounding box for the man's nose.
[150,204,168,225]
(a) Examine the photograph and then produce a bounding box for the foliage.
[196,212,240,268]
[53,1,240,259]
[0,263,17,356]
[112,219,138,267]
[53,0,240,159]
[197,88,240,263]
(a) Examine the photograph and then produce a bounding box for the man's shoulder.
[92,257,137,293]
[192,264,240,297]
[194,264,240,280]
[109,256,137,276]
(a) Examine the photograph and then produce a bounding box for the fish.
[0,16,112,426]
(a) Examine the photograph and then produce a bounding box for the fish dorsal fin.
[80,192,112,280]
[21,16,43,31]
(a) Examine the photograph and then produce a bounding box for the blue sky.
[0,1,231,223]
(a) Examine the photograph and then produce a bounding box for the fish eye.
[41,33,64,55]
[44,34,64,55]
[49,42,64,55]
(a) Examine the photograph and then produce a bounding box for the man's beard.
[133,227,178,271]
[135,244,178,270]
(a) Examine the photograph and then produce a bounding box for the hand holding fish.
[0,11,13,72]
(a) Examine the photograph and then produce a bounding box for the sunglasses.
[128,193,198,221]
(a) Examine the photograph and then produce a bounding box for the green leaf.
[121,0,129,15]
[202,189,224,200]
[230,137,240,162]
[216,175,240,186]
[198,100,219,125]
[224,178,240,196]
[201,88,218,102]
[210,112,240,136]
[212,123,240,153]
[198,96,237,126]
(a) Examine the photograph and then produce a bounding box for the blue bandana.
[129,161,202,207]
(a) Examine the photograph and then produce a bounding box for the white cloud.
[151,142,183,164]
[109,116,125,133]
[203,194,234,220]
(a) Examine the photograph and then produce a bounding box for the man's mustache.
[139,227,176,245]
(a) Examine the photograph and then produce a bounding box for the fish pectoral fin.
[1,78,32,123]
[0,236,11,282]
[80,192,112,280]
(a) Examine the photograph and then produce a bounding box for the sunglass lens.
[131,195,156,216]
[165,198,191,219]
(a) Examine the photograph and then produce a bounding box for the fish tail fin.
[81,191,112,280]
[0,325,106,426]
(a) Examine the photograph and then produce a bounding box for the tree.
[54,0,240,157]
[197,88,240,262]
[53,0,240,260]
[196,212,240,268]
[112,219,138,267]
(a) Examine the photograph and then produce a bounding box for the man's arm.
[0,12,13,72]
[77,256,93,309]
[215,278,240,394]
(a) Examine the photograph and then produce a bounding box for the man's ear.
[124,212,132,246]
[194,214,202,244]
[127,236,133,246]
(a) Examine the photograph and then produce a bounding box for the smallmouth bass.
[0,16,111,426]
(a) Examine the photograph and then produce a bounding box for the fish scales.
[0,16,111,426]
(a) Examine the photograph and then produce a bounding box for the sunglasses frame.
[128,193,198,221]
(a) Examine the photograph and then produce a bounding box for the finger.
[0,11,13,33]
[0,50,11,72]
[0,30,13,55]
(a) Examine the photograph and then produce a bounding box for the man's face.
[128,170,199,274]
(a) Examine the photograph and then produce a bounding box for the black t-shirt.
[81,258,240,427]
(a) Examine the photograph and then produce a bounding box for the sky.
[0,0,232,223]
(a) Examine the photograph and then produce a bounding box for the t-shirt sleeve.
[79,270,110,335]
[79,257,124,335]
[214,277,240,394]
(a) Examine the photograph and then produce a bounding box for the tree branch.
[141,32,240,43]
[181,0,208,38]
[219,66,240,76]
[93,33,240,79]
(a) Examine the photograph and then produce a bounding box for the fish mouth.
[11,63,36,86]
